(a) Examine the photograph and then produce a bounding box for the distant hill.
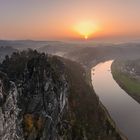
[0,40,53,50]
[0,40,79,50]
[1,40,140,66]
[63,43,140,67]
[38,42,80,57]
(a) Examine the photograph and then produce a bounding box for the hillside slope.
[0,50,126,140]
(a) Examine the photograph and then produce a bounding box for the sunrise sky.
[0,0,140,41]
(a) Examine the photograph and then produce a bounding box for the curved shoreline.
[99,101,128,140]
[111,61,140,104]
[91,60,140,140]
[88,61,128,140]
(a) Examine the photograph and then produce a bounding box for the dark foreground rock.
[0,50,126,140]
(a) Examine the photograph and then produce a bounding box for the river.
[91,60,140,140]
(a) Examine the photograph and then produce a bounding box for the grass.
[119,75,140,94]
[112,61,140,103]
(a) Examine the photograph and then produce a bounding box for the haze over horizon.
[1,0,140,42]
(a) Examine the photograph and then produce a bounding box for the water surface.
[91,60,140,140]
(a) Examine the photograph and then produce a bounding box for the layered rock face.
[0,50,68,140]
[0,73,23,140]
[0,50,126,140]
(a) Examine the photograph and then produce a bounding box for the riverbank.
[111,60,140,104]
[62,58,127,140]
[0,50,127,139]
[99,101,128,140]
[89,61,128,140]
[91,60,140,140]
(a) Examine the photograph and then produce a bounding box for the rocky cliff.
[0,50,126,140]
[0,50,69,140]
[0,72,23,140]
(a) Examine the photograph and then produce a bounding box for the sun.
[74,21,98,40]
[85,35,88,40]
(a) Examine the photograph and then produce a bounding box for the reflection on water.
[91,60,140,140]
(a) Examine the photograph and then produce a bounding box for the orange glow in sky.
[1,0,140,41]
[73,21,99,40]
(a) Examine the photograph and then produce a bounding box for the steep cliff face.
[0,50,69,140]
[18,59,68,140]
[0,73,24,140]
[0,50,126,140]
[61,59,127,140]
